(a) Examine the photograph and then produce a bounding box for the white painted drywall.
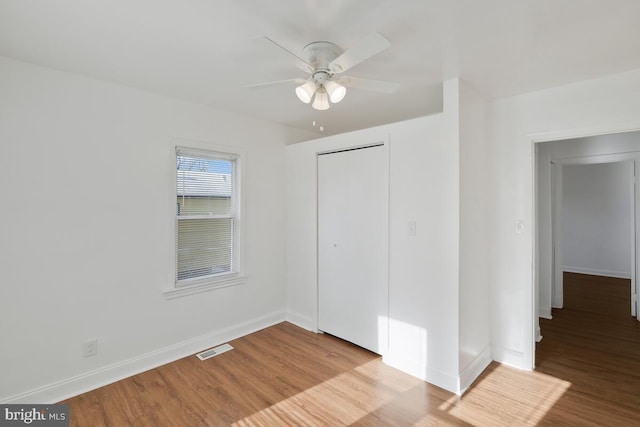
[489,68,640,370]
[458,81,491,388]
[562,162,632,278]
[387,111,459,390]
[0,56,316,403]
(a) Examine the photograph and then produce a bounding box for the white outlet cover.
[83,339,97,357]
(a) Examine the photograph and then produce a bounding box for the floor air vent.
[196,343,233,361]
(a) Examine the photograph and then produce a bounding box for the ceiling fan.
[246,32,399,110]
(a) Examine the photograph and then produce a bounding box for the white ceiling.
[2,0,640,137]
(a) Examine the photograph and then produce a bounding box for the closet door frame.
[316,140,390,355]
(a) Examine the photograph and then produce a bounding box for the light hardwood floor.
[62,273,640,426]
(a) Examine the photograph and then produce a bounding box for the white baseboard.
[1,310,286,404]
[285,310,316,332]
[538,307,553,319]
[426,367,460,395]
[383,354,458,394]
[563,266,631,279]
[536,318,543,343]
[382,353,427,383]
[490,345,528,371]
[459,346,492,395]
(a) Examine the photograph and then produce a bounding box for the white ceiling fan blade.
[336,76,399,93]
[260,36,315,74]
[245,78,306,90]
[329,32,391,73]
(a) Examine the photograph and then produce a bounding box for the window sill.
[163,274,247,300]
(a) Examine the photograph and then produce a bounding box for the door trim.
[314,136,391,354]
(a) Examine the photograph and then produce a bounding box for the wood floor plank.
[62,273,640,425]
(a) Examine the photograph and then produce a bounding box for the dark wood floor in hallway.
[534,272,640,425]
[62,272,640,426]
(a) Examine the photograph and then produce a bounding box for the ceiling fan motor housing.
[303,41,343,81]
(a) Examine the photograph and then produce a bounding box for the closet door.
[317,144,388,354]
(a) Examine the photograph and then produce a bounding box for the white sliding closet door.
[318,144,389,355]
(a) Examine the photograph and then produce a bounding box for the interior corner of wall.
[458,346,492,395]
[285,310,315,332]
[425,367,461,395]
[443,78,461,109]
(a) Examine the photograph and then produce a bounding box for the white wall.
[285,114,462,392]
[489,68,640,370]
[0,56,315,403]
[563,162,632,278]
[387,114,459,389]
[458,81,491,390]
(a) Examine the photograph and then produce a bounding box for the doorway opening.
[534,132,640,368]
[548,158,637,320]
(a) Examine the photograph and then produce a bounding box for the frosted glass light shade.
[312,89,330,110]
[295,81,316,104]
[325,80,346,103]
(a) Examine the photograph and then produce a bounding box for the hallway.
[536,272,640,422]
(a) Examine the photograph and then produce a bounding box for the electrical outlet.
[83,339,98,357]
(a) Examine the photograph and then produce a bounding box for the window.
[167,146,245,298]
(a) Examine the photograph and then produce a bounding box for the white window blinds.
[175,147,238,285]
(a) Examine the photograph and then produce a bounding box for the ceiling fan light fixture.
[312,88,330,110]
[251,33,397,113]
[325,80,346,103]
[295,80,316,103]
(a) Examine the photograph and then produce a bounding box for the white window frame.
[164,141,247,299]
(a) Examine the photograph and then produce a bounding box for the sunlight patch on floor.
[438,365,571,426]
[232,359,420,426]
